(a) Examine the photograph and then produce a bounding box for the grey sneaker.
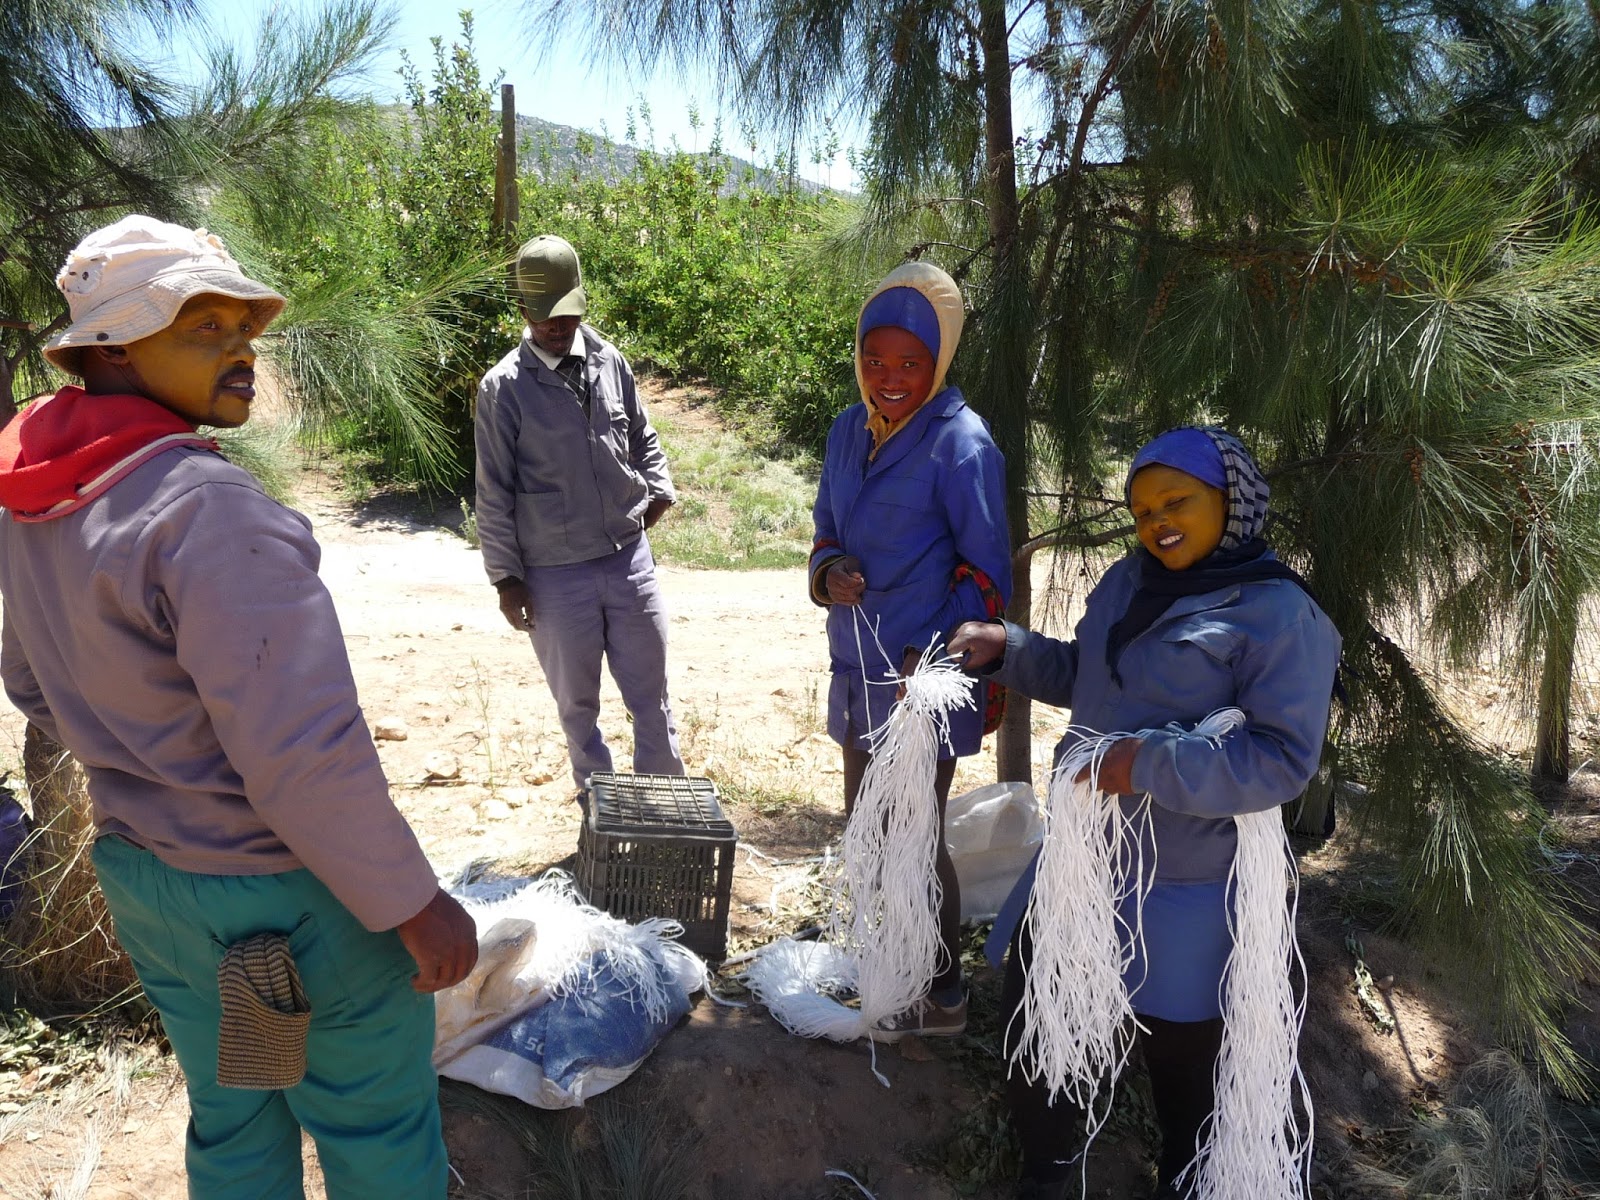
[868,995,967,1043]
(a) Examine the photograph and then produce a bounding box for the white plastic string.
[847,602,903,740]
[835,637,974,1036]
[1179,809,1314,1200]
[741,628,973,1081]
[1007,723,1156,1137]
[1012,708,1311,1197]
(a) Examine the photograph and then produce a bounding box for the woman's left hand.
[1075,737,1143,794]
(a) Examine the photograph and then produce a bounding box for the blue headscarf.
[1127,427,1227,491]
[1126,426,1271,551]
[858,286,941,361]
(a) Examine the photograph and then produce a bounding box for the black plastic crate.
[576,773,737,963]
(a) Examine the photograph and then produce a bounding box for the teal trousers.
[92,835,446,1200]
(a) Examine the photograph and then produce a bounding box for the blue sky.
[151,0,857,185]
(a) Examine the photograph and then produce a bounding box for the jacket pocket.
[515,491,566,546]
[1160,617,1243,666]
[869,475,935,513]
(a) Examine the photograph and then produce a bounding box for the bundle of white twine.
[1009,729,1154,1133]
[1182,808,1313,1199]
[833,644,973,1032]
[1015,708,1311,1198]
[742,625,973,1061]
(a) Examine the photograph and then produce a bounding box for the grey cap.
[514,234,586,322]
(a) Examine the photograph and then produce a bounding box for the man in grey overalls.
[474,234,686,790]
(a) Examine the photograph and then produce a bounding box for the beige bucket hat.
[44,215,286,374]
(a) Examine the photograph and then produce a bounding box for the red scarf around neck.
[0,387,218,520]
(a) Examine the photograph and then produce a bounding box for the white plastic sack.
[431,871,706,1109]
[440,943,704,1109]
[946,781,1042,921]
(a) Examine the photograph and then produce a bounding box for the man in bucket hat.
[0,215,477,1198]
[475,234,686,793]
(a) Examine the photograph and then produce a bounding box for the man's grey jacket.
[474,325,675,579]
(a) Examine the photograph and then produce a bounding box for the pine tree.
[0,0,190,411]
[0,0,479,477]
[534,0,1600,1092]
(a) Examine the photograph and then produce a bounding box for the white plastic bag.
[945,781,1042,922]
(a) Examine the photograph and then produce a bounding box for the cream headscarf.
[855,262,965,456]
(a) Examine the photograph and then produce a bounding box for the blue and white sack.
[433,871,706,1109]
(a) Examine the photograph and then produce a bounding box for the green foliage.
[236,12,508,488]
[0,0,386,406]
[263,15,860,479]
[212,424,297,503]
[1340,634,1597,1092]
[519,135,861,454]
[645,410,816,569]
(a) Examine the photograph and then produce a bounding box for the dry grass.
[0,725,139,1016]
[1335,1050,1593,1198]
[2,1044,149,1200]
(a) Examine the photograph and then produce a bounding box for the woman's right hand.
[949,619,1007,671]
[826,556,866,605]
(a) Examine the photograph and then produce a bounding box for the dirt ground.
[0,386,1597,1199]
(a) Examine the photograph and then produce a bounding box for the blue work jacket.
[810,388,1011,756]
[983,554,1341,987]
[992,553,1342,887]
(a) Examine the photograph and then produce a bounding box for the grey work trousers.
[525,534,685,787]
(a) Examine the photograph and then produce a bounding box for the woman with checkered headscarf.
[951,428,1342,1200]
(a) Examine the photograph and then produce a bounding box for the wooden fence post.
[493,84,519,238]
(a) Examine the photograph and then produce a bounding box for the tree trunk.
[976,0,1034,785]
[998,572,1033,781]
[1533,592,1580,785]
[0,355,17,426]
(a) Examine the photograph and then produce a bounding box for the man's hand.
[643,496,673,530]
[948,620,1007,672]
[1075,736,1143,795]
[395,888,479,993]
[826,556,866,606]
[496,579,533,631]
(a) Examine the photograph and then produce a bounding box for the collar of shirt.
[525,326,587,372]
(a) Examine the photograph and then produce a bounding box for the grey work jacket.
[473,326,675,579]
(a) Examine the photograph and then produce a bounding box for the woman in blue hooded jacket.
[951,427,1340,1200]
[809,261,1012,1041]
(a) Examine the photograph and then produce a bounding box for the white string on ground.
[1179,807,1313,1200]
[824,1169,879,1199]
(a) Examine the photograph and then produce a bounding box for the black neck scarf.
[1104,539,1318,685]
